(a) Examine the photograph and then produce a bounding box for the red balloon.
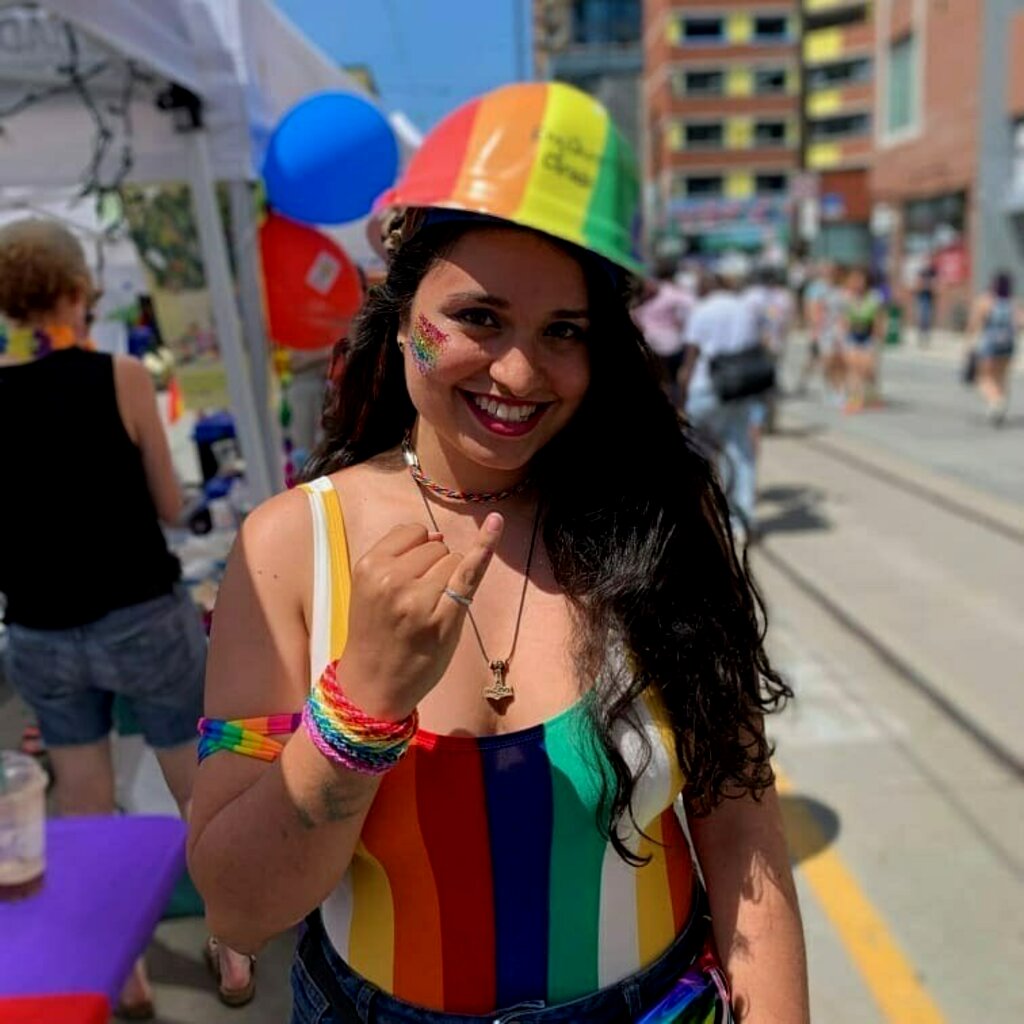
[260,212,363,350]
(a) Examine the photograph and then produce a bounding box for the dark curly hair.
[306,219,791,862]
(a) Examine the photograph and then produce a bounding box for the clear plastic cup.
[0,750,47,900]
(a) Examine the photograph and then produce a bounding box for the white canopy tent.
[0,0,418,500]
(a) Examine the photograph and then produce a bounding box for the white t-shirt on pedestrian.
[685,289,760,394]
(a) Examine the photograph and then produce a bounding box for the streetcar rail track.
[759,542,1024,784]
[796,433,1024,546]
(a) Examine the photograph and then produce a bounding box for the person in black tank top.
[0,219,255,1013]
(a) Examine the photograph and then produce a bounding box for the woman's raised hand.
[338,513,504,721]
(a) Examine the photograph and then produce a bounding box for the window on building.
[754,68,788,95]
[887,34,917,133]
[1013,120,1024,193]
[810,112,872,139]
[682,69,725,95]
[753,15,790,41]
[754,120,789,146]
[685,175,725,198]
[685,122,724,148]
[755,173,788,196]
[571,0,642,45]
[683,17,725,42]
[807,57,872,90]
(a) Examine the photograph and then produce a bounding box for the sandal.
[114,959,155,1020]
[113,999,156,1021]
[203,936,256,1008]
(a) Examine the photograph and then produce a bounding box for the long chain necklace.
[402,438,541,702]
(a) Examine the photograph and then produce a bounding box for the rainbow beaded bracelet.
[302,659,418,775]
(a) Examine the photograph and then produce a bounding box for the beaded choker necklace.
[400,433,531,504]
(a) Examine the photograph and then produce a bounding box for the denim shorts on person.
[4,584,206,749]
[290,886,731,1024]
[976,339,1015,360]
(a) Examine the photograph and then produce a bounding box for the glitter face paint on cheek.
[409,313,449,375]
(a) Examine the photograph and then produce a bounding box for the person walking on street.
[679,254,772,543]
[188,83,808,1024]
[842,266,884,413]
[633,258,692,407]
[914,257,937,347]
[0,219,255,1016]
[967,270,1020,425]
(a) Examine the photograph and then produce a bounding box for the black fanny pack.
[709,346,776,402]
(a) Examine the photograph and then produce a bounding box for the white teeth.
[471,394,538,422]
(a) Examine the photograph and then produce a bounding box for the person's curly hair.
[0,219,91,322]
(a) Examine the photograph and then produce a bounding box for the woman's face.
[399,226,592,476]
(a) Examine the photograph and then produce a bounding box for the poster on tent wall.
[120,184,231,412]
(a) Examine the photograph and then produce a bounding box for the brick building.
[871,0,1024,326]
[534,0,644,151]
[643,0,802,257]
[803,0,874,262]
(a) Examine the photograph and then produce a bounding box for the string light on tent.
[0,18,152,281]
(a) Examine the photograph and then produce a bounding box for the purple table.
[0,815,186,1002]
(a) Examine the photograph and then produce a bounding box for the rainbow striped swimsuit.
[301,477,705,1015]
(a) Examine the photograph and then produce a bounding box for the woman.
[968,271,1019,425]
[189,83,808,1023]
[0,219,252,1015]
[633,259,692,406]
[680,254,767,544]
[841,266,883,413]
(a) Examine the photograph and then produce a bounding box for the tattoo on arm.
[294,779,366,830]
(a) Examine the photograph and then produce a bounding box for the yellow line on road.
[776,769,947,1024]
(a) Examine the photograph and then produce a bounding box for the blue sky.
[274,0,533,131]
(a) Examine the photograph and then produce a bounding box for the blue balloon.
[262,92,399,226]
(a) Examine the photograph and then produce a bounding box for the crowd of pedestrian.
[631,248,1020,543]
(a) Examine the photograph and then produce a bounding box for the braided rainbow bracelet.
[197,713,302,764]
[302,659,418,775]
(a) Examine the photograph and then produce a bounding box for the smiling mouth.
[459,390,550,436]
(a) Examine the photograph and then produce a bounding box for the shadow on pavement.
[757,485,831,536]
[779,794,841,866]
[766,420,825,439]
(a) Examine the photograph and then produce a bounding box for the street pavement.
[757,336,1024,1022]
[1,335,1021,1022]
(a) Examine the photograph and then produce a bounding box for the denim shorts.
[976,339,1015,360]
[291,886,731,1023]
[4,584,206,749]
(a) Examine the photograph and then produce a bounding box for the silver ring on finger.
[443,586,473,608]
